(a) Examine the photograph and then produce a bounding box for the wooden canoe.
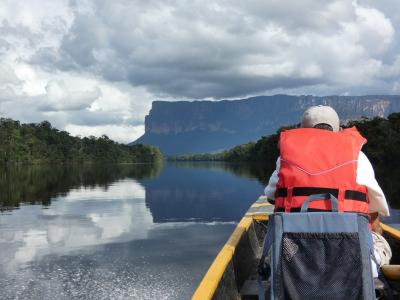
[192,196,400,300]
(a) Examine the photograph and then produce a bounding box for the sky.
[1,0,400,143]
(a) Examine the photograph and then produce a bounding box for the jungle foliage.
[0,118,163,164]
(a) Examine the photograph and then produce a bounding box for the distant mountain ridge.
[133,95,400,155]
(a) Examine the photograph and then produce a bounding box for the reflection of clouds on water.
[0,179,153,273]
[0,222,234,300]
[0,163,256,299]
[47,225,70,245]
[15,230,48,264]
[1,222,235,300]
[0,175,236,300]
[88,199,152,241]
[60,179,146,202]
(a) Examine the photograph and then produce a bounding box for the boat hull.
[192,198,400,300]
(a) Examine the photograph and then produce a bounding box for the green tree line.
[0,118,163,164]
[170,113,400,208]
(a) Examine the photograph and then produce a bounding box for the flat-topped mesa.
[145,100,231,135]
[133,95,400,155]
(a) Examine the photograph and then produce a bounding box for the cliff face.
[133,95,400,155]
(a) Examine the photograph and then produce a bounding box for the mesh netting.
[280,232,363,300]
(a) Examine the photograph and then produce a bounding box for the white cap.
[301,105,340,132]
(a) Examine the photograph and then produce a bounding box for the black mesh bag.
[281,232,363,300]
[257,194,375,300]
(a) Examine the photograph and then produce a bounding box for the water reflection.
[1,162,247,300]
[0,162,266,222]
[0,162,265,273]
[0,179,153,270]
[144,162,264,222]
[0,163,163,211]
[166,161,272,182]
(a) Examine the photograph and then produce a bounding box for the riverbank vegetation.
[169,113,400,208]
[0,118,163,164]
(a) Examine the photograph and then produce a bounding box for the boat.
[192,196,400,299]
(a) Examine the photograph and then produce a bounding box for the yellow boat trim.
[250,202,273,208]
[252,215,269,221]
[192,216,253,300]
[381,223,400,239]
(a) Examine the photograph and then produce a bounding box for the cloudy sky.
[1,0,400,143]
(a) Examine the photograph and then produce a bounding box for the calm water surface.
[0,162,398,300]
[0,162,263,299]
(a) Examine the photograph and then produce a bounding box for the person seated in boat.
[264,105,392,275]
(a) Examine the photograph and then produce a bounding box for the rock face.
[133,95,400,155]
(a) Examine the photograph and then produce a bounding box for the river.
[0,162,398,299]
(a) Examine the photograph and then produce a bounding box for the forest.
[0,118,163,164]
[170,113,400,208]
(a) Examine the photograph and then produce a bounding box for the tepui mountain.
[132,94,400,155]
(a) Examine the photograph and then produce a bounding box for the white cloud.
[0,0,399,142]
[65,124,145,144]
[38,80,101,111]
[353,4,394,55]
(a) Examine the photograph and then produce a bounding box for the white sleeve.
[356,151,390,216]
[264,157,280,199]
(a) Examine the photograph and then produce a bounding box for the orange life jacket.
[275,127,369,214]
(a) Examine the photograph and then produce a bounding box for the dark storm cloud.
[60,17,104,68]
[26,0,395,99]
[30,47,79,71]
[127,66,324,98]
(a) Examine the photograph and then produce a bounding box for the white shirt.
[264,151,390,216]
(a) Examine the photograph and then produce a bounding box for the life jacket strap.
[276,187,367,202]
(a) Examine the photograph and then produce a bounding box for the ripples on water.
[0,162,263,299]
[2,220,234,300]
